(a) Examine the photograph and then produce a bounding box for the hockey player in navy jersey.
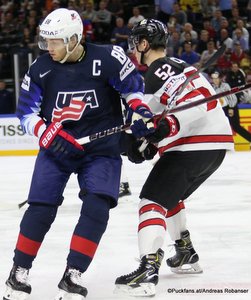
[115,19,234,297]
[2,9,162,300]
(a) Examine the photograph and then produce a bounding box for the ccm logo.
[41,122,62,148]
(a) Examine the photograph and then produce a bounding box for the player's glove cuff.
[146,114,180,144]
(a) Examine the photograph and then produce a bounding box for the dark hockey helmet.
[128,19,169,51]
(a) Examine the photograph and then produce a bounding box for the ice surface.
[0,151,251,299]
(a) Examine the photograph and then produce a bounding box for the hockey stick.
[18,199,28,209]
[76,82,251,146]
[174,44,226,98]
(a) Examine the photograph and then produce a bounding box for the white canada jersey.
[144,57,234,154]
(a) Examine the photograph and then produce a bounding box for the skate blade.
[3,286,29,300]
[170,262,203,274]
[54,289,86,300]
[114,283,156,297]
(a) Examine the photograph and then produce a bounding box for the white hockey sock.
[138,198,167,257]
[166,201,187,241]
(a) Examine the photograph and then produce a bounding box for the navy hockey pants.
[13,150,122,271]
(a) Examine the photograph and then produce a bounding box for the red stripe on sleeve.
[166,202,185,217]
[127,99,151,111]
[16,233,41,256]
[138,218,166,232]
[34,119,45,137]
[70,235,98,258]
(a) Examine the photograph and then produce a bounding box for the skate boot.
[54,267,88,300]
[114,248,164,297]
[119,182,131,198]
[3,265,31,300]
[166,230,203,274]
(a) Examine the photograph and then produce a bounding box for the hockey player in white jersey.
[115,19,234,297]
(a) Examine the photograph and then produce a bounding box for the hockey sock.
[67,193,110,272]
[14,203,58,269]
[165,201,187,241]
[138,198,167,257]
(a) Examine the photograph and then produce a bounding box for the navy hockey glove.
[130,105,155,138]
[146,114,180,144]
[39,122,84,159]
[126,134,158,164]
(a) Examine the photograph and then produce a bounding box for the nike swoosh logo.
[39,70,51,78]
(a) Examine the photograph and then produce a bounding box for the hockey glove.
[126,134,158,164]
[39,122,84,159]
[130,105,155,138]
[146,114,180,144]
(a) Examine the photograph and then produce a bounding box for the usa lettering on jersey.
[52,90,98,122]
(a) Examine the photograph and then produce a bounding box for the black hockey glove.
[146,114,180,144]
[126,134,158,164]
[39,122,84,159]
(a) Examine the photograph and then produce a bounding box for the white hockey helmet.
[38,8,83,51]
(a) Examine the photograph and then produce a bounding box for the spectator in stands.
[202,18,216,40]
[167,15,182,33]
[231,41,245,64]
[211,9,226,33]
[218,0,233,19]
[196,29,210,54]
[224,64,251,144]
[216,18,233,39]
[240,50,251,75]
[247,0,251,25]
[67,0,79,11]
[217,49,232,75]
[0,80,15,114]
[110,17,130,51]
[127,6,144,29]
[179,0,203,25]
[216,28,233,52]
[180,22,198,42]
[233,19,249,45]
[106,0,124,27]
[178,31,197,57]
[229,7,240,31]
[201,0,217,19]
[1,11,17,35]
[93,0,111,42]
[232,28,249,51]
[81,1,97,23]
[180,41,200,65]
[198,40,217,72]
[155,0,175,24]
[166,30,181,57]
[171,2,187,27]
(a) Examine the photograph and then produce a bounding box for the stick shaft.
[76,83,251,145]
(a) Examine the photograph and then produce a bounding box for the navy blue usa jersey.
[16,43,144,155]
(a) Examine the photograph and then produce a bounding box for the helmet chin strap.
[137,44,151,65]
[59,41,80,64]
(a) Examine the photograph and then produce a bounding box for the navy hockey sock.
[14,203,58,269]
[67,193,110,272]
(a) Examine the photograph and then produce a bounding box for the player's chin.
[49,54,59,61]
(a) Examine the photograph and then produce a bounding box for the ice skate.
[114,248,164,297]
[3,265,31,300]
[119,182,131,198]
[166,230,203,274]
[54,267,88,300]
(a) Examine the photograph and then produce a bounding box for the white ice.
[0,151,251,300]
